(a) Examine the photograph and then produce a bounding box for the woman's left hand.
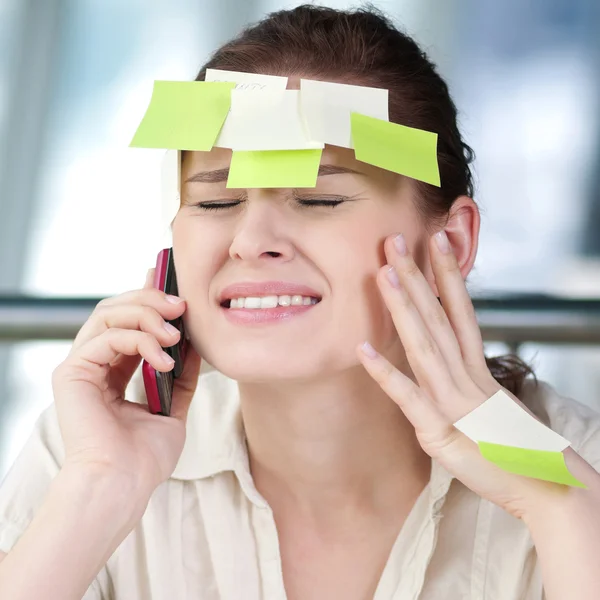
[357,230,596,521]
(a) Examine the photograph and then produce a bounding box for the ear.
[424,196,480,296]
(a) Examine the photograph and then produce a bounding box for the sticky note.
[478,442,586,488]
[215,89,323,151]
[454,390,570,451]
[350,112,441,187]
[205,68,288,90]
[454,390,585,487]
[300,79,389,148]
[227,149,322,188]
[130,80,235,150]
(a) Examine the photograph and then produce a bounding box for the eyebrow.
[184,164,361,184]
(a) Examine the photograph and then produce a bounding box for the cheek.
[327,227,395,340]
[172,217,223,298]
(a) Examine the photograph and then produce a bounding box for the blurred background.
[0,0,600,477]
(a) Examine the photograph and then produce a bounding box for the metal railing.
[1,295,600,351]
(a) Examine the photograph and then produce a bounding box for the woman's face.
[172,145,431,382]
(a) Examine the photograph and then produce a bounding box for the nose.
[228,197,295,263]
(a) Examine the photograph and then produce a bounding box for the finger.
[77,267,170,386]
[74,304,181,354]
[377,262,456,399]
[169,344,202,422]
[74,328,175,375]
[429,231,488,374]
[356,341,459,438]
[385,233,473,389]
[72,290,185,352]
[98,287,184,309]
[54,329,175,408]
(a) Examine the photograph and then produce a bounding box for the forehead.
[181,145,398,187]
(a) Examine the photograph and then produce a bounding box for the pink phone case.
[142,248,187,416]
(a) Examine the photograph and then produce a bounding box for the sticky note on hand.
[130,80,235,151]
[454,390,586,488]
[350,112,441,186]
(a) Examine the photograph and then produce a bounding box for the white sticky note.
[454,390,570,452]
[160,149,181,247]
[215,89,323,151]
[300,79,389,148]
[205,68,288,90]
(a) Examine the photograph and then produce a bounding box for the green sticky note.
[479,442,587,488]
[227,149,322,188]
[350,112,441,186]
[130,80,235,150]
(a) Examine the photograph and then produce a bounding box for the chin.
[203,346,356,384]
[207,355,316,383]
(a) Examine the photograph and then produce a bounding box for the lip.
[218,280,322,304]
[221,303,317,325]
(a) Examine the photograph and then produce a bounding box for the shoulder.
[521,379,600,469]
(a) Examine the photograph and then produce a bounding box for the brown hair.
[194,4,536,397]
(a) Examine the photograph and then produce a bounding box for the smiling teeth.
[229,295,318,309]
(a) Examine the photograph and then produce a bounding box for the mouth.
[220,294,322,310]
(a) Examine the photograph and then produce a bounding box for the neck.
[239,359,431,528]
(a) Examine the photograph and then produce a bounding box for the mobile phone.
[142,248,188,416]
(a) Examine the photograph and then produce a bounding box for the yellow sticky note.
[350,112,441,186]
[227,149,322,188]
[479,442,587,488]
[130,81,235,150]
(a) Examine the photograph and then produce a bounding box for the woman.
[1,5,600,599]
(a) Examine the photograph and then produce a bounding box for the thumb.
[169,343,201,422]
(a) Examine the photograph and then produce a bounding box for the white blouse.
[1,370,600,600]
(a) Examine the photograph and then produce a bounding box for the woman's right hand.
[51,269,202,505]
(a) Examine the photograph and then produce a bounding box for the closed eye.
[192,197,346,211]
[296,198,345,208]
[193,201,241,211]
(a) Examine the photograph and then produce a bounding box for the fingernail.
[361,341,378,359]
[164,322,180,336]
[394,233,407,255]
[386,265,401,288]
[435,230,451,254]
[161,351,175,366]
[166,294,184,304]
